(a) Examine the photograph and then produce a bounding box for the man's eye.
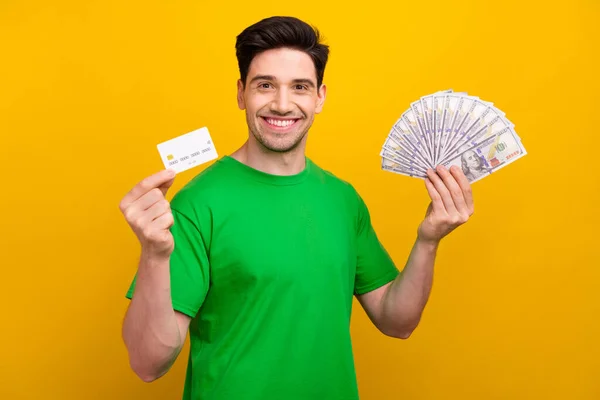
[295,85,307,90]
[260,83,271,89]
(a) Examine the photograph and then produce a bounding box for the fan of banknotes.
[381,89,527,183]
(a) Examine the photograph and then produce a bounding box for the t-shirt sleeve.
[353,190,400,295]
[125,204,211,319]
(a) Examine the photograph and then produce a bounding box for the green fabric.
[125,155,399,399]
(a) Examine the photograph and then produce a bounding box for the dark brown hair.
[235,16,329,88]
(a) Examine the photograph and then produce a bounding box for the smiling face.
[237,47,326,153]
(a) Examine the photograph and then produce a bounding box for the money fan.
[381,89,527,183]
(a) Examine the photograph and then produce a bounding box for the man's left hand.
[417,165,474,244]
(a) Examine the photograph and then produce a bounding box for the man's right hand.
[119,169,177,259]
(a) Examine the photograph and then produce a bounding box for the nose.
[270,88,294,115]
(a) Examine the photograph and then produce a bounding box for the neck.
[230,138,307,176]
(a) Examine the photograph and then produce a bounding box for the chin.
[261,138,303,153]
[255,132,305,153]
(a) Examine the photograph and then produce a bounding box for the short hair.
[235,16,329,88]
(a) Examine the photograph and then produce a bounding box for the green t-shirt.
[125,155,399,399]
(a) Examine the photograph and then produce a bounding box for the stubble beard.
[247,112,312,154]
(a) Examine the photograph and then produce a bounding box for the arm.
[122,252,191,382]
[357,165,474,338]
[357,238,437,339]
[119,169,191,382]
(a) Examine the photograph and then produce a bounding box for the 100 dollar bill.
[441,126,527,183]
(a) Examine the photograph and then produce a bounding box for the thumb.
[425,202,433,217]
[159,175,176,196]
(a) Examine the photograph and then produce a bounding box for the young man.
[120,16,474,400]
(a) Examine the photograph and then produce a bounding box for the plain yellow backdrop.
[1,0,599,399]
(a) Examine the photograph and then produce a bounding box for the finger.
[144,198,171,222]
[120,169,176,211]
[152,209,174,230]
[136,188,166,212]
[449,165,474,215]
[123,188,166,227]
[424,177,445,213]
[158,176,176,197]
[435,165,469,217]
[123,189,164,223]
[426,168,458,215]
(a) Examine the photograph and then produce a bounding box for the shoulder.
[308,158,365,208]
[168,157,234,213]
[310,157,363,192]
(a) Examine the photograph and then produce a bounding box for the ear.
[315,83,327,114]
[237,79,246,110]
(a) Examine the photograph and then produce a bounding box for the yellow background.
[1,0,599,399]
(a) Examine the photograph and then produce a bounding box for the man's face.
[464,151,480,169]
[237,47,326,153]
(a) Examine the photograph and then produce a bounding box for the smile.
[262,117,299,127]
[260,117,300,132]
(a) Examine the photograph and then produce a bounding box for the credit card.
[156,127,218,174]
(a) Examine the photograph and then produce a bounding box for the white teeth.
[267,118,295,127]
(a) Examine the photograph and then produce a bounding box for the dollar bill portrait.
[461,150,489,181]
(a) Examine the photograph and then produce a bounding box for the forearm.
[122,252,183,381]
[381,237,438,338]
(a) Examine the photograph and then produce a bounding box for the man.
[120,16,474,400]
[461,149,489,181]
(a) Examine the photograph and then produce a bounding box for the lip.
[260,116,301,133]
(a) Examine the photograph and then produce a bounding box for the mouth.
[260,116,301,133]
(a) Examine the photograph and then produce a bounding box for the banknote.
[439,110,514,165]
[381,157,427,179]
[438,94,467,160]
[392,118,433,168]
[380,144,429,175]
[441,126,527,183]
[381,90,527,183]
[432,94,446,164]
[402,108,434,166]
[441,99,490,162]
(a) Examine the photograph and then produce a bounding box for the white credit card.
[156,127,218,174]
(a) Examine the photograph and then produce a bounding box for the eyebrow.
[249,75,316,88]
